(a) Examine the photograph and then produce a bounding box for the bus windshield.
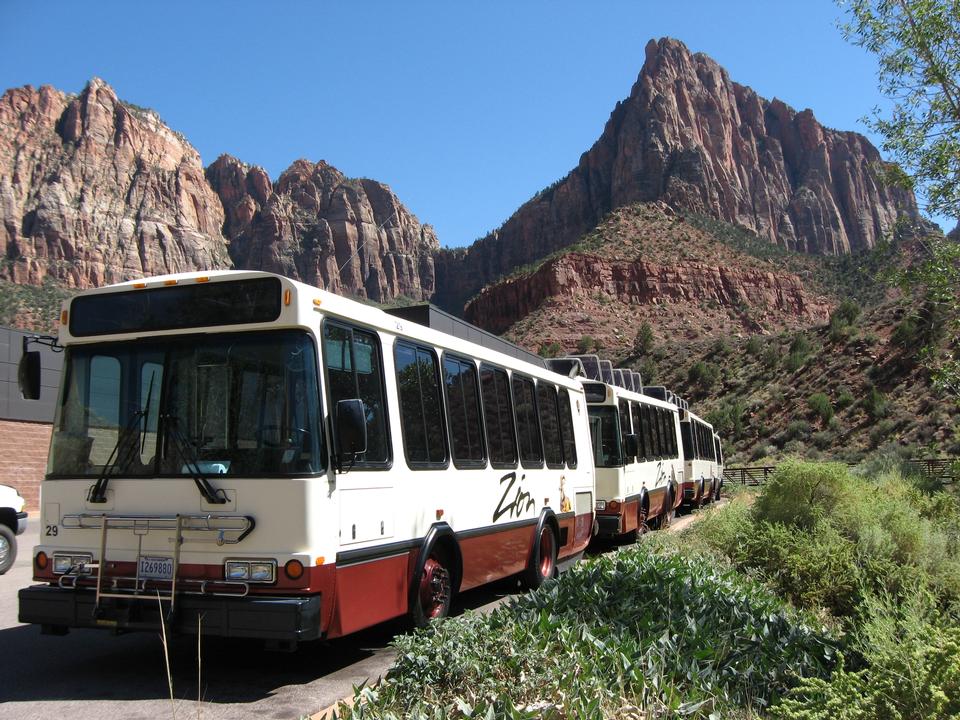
[48,330,325,478]
[588,406,622,468]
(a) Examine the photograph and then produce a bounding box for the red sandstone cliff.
[0,79,437,303]
[435,37,922,314]
[206,155,438,302]
[0,79,230,287]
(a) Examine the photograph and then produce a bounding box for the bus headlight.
[53,553,93,574]
[595,500,606,511]
[225,559,276,583]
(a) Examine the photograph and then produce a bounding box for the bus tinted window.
[443,356,485,467]
[646,405,661,457]
[557,389,578,469]
[588,406,622,467]
[618,399,633,463]
[512,375,543,468]
[395,342,447,467]
[537,383,564,469]
[480,364,517,469]
[631,402,645,461]
[324,322,390,464]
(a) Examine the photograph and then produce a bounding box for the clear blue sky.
[1,1,945,244]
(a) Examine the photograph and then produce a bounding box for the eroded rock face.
[0,79,231,287]
[0,79,438,303]
[464,252,830,337]
[436,37,920,314]
[206,155,438,302]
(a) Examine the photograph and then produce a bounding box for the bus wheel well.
[416,523,463,595]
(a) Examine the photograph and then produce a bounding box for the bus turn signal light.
[35,551,48,571]
[284,559,304,580]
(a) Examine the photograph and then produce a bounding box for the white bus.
[584,380,684,538]
[17,270,594,646]
[679,411,720,508]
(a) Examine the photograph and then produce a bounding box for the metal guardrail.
[724,458,958,486]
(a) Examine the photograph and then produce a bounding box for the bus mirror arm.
[18,335,60,401]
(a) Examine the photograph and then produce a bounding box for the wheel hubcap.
[420,557,451,618]
[0,535,9,565]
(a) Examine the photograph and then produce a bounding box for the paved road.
[0,521,513,720]
[0,504,716,720]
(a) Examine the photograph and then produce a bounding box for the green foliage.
[537,341,562,358]
[687,360,720,389]
[772,596,960,720]
[341,546,836,719]
[753,460,853,531]
[0,278,74,332]
[576,335,598,354]
[633,321,655,356]
[840,0,960,219]
[763,343,782,371]
[890,314,919,350]
[706,398,746,439]
[785,333,814,372]
[745,335,763,356]
[807,393,835,425]
[828,299,861,343]
[836,388,856,410]
[861,385,888,420]
[637,357,657,385]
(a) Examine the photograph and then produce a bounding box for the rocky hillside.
[471,202,834,351]
[435,37,921,314]
[0,78,437,320]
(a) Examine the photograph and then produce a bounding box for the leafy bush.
[807,393,834,425]
[890,315,919,350]
[835,388,855,410]
[746,335,763,356]
[576,335,597,353]
[763,344,782,371]
[827,300,861,343]
[706,398,746,439]
[341,547,836,719]
[633,321,655,356]
[861,385,888,420]
[537,341,562,358]
[687,360,720,389]
[753,460,853,531]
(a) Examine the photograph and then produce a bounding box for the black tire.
[660,491,675,529]
[0,524,16,575]
[637,498,650,536]
[703,478,715,504]
[410,547,453,628]
[714,478,723,502]
[695,479,706,510]
[522,524,558,590]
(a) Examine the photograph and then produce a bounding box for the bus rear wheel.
[658,492,675,529]
[412,550,453,628]
[522,524,557,590]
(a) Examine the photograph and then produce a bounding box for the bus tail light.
[607,500,621,513]
[284,559,304,580]
[225,559,277,583]
[35,551,48,571]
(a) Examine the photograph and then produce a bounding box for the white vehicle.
[0,483,28,575]
[17,271,594,646]
[679,411,720,508]
[586,380,684,536]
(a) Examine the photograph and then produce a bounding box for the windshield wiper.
[161,413,228,505]
[87,410,145,504]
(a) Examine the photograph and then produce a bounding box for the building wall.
[0,419,51,511]
[1,326,62,512]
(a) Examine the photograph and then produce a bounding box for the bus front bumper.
[18,585,322,642]
[595,513,623,537]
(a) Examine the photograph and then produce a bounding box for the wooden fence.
[724,458,958,486]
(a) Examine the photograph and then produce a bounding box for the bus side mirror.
[625,434,639,460]
[18,349,41,401]
[336,399,367,457]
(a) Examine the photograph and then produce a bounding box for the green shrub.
[746,335,763,356]
[785,419,812,442]
[807,393,834,425]
[576,335,597,353]
[753,460,853,531]
[706,398,746,439]
[836,388,855,410]
[537,341,562,358]
[890,315,919,350]
[343,546,836,718]
[763,344,782,370]
[633,321,655,356]
[688,360,720,389]
[861,386,888,420]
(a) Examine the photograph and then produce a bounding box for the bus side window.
[537,383,564,469]
[480,364,517,469]
[395,342,447,468]
[557,389,578,469]
[617,399,633,463]
[323,322,391,465]
[631,402,645,462]
[443,355,486,468]
[512,374,543,469]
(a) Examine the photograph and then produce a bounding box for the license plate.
[139,556,174,580]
